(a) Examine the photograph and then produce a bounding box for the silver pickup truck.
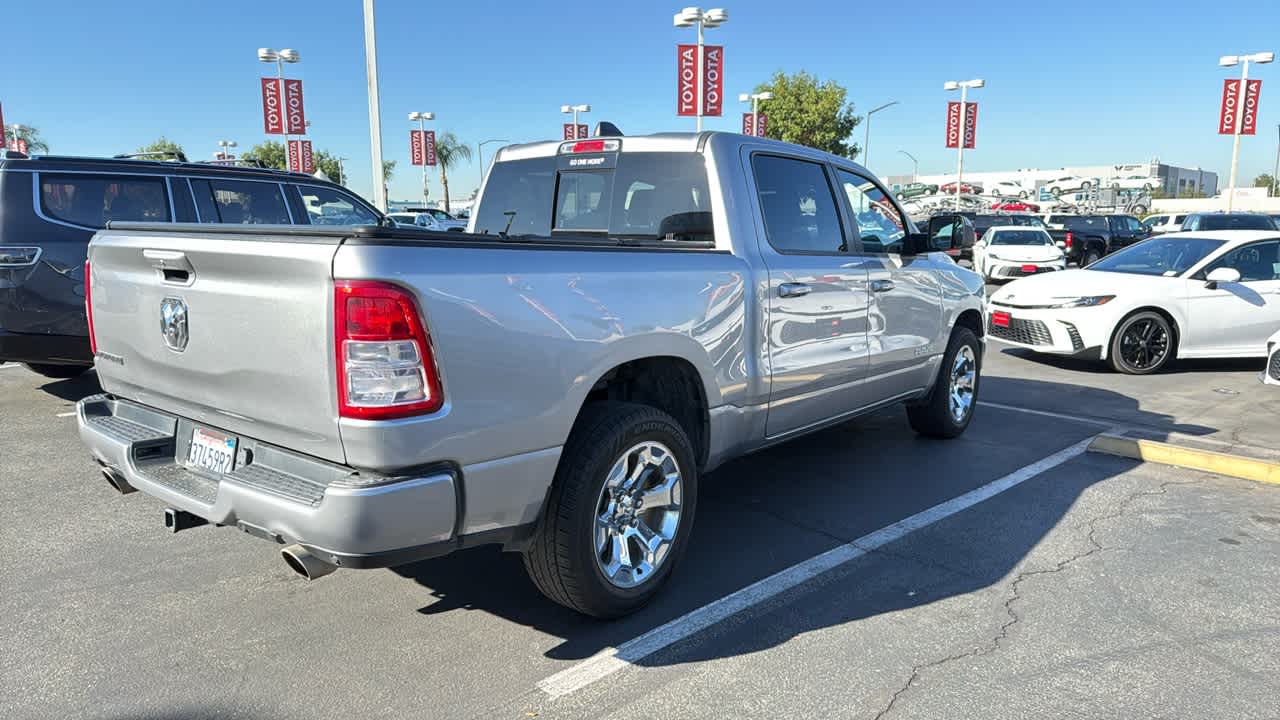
[77,131,985,617]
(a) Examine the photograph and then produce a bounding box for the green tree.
[1254,173,1275,191]
[135,136,186,160]
[382,160,396,201]
[243,140,286,170]
[753,71,861,158]
[312,150,345,185]
[433,132,472,213]
[5,124,49,153]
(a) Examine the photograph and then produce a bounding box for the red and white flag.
[261,77,284,134]
[410,130,425,166]
[424,130,437,166]
[702,45,723,116]
[677,44,698,116]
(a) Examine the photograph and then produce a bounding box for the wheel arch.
[1101,305,1182,361]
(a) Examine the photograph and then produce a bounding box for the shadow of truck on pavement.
[393,375,1214,664]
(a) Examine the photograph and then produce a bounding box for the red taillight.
[1064,232,1073,249]
[84,260,97,355]
[335,280,443,420]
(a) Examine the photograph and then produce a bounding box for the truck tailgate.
[87,226,346,464]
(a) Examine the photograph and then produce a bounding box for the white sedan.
[973,226,1066,282]
[987,231,1280,374]
[1265,329,1280,386]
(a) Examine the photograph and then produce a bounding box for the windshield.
[990,229,1052,246]
[1196,214,1276,231]
[1088,237,1225,276]
[473,152,712,242]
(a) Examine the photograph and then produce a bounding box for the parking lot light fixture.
[738,91,772,136]
[409,112,435,207]
[674,7,729,132]
[862,100,898,170]
[898,149,918,184]
[560,104,590,139]
[945,79,984,210]
[477,138,508,183]
[1219,52,1274,211]
[216,139,237,161]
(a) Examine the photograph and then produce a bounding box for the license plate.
[1021,264,1039,273]
[992,311,1011,328]
[188,427,237,474]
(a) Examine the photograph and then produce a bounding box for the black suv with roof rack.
[0,150,386,377]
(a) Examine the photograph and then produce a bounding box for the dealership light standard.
[477,138,508,184]
[363,0,387,210]
[258,47,300,158]
[674,6,728,132]
[216,139,237,162]
[898,150,918,184]
[944,78,984,210]
[738,91,772,135]
[1219,52,1273,211]
[860,99,901,169]
[1273,124,1279,197]
[409,111,434,206]
[560,104,591,139]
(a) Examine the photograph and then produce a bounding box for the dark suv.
[0,152,384,377]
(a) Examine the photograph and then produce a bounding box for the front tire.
[1108,311,1174,375]
[908,327,981,438]
[24,363,89,379]
[523,402,698,618]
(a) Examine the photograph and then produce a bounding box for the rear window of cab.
[39,174,170,228]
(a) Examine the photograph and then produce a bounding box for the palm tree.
[6,124,49,154]
[433,132,472,214]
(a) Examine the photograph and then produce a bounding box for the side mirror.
[927,214,976,251]
[1204,267,1241,289]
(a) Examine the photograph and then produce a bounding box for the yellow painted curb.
[1088,434,1280,486]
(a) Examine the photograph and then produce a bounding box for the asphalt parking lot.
[3,344,1279,720]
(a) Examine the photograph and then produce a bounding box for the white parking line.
[978,400,1112,427]
[536,436,1099,700]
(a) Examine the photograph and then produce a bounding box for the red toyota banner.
[283,79,306,135]
[300,140,314,173]
[962,102,978,149]
[741,112,768,136]
[0,103,6,148]
[424,130,437,166]
[409,130,425,166]
[677,44,698,116]
[562,123,589,140]
[945,102,978,149]
[16,138,27,155]
[702,45,723,116]
[287,139,302,172]
[261,77,284,134]
[945,102,961,148]
[1223,79,1265,135]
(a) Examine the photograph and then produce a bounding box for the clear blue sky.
[3,0,1278,203]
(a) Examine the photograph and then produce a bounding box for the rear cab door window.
[39,174,171,228]
[194,179,292,224]
[295,184,380,225]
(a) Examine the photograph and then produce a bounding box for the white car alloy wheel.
[949,345,978,422]
[593,441,683,588]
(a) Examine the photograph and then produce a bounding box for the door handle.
[143,249,195,284]
[778,282,811,298]
[871,279,896,293]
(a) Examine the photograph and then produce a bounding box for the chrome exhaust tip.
[102,468,135,495]
[281,544,337,581]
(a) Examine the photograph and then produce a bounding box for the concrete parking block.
[1089,434,1280,486]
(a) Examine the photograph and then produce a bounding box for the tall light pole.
[477,138,508,183]
[673,7,728,132]
[217,139,237,161]
[1273,124,1279,197]
[560,104,591,139]
[898,149,918,184]
[737,91,772,135]
[257,47,300,161]
[1219,52,1273,211]
[944,79,984,210]
[409,111,434,207]
[363,0,387,211]
[862,100,898,171]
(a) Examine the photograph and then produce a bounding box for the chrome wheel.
[1118,317,1169,371]
[594,441,683,589]
[949,345,977,423]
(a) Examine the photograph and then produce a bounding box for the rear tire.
[908,327,981,439]
[1108,311,1174,375]
[523,402,698,618]
[24,363,89,379]
[1081,248,1102,267]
